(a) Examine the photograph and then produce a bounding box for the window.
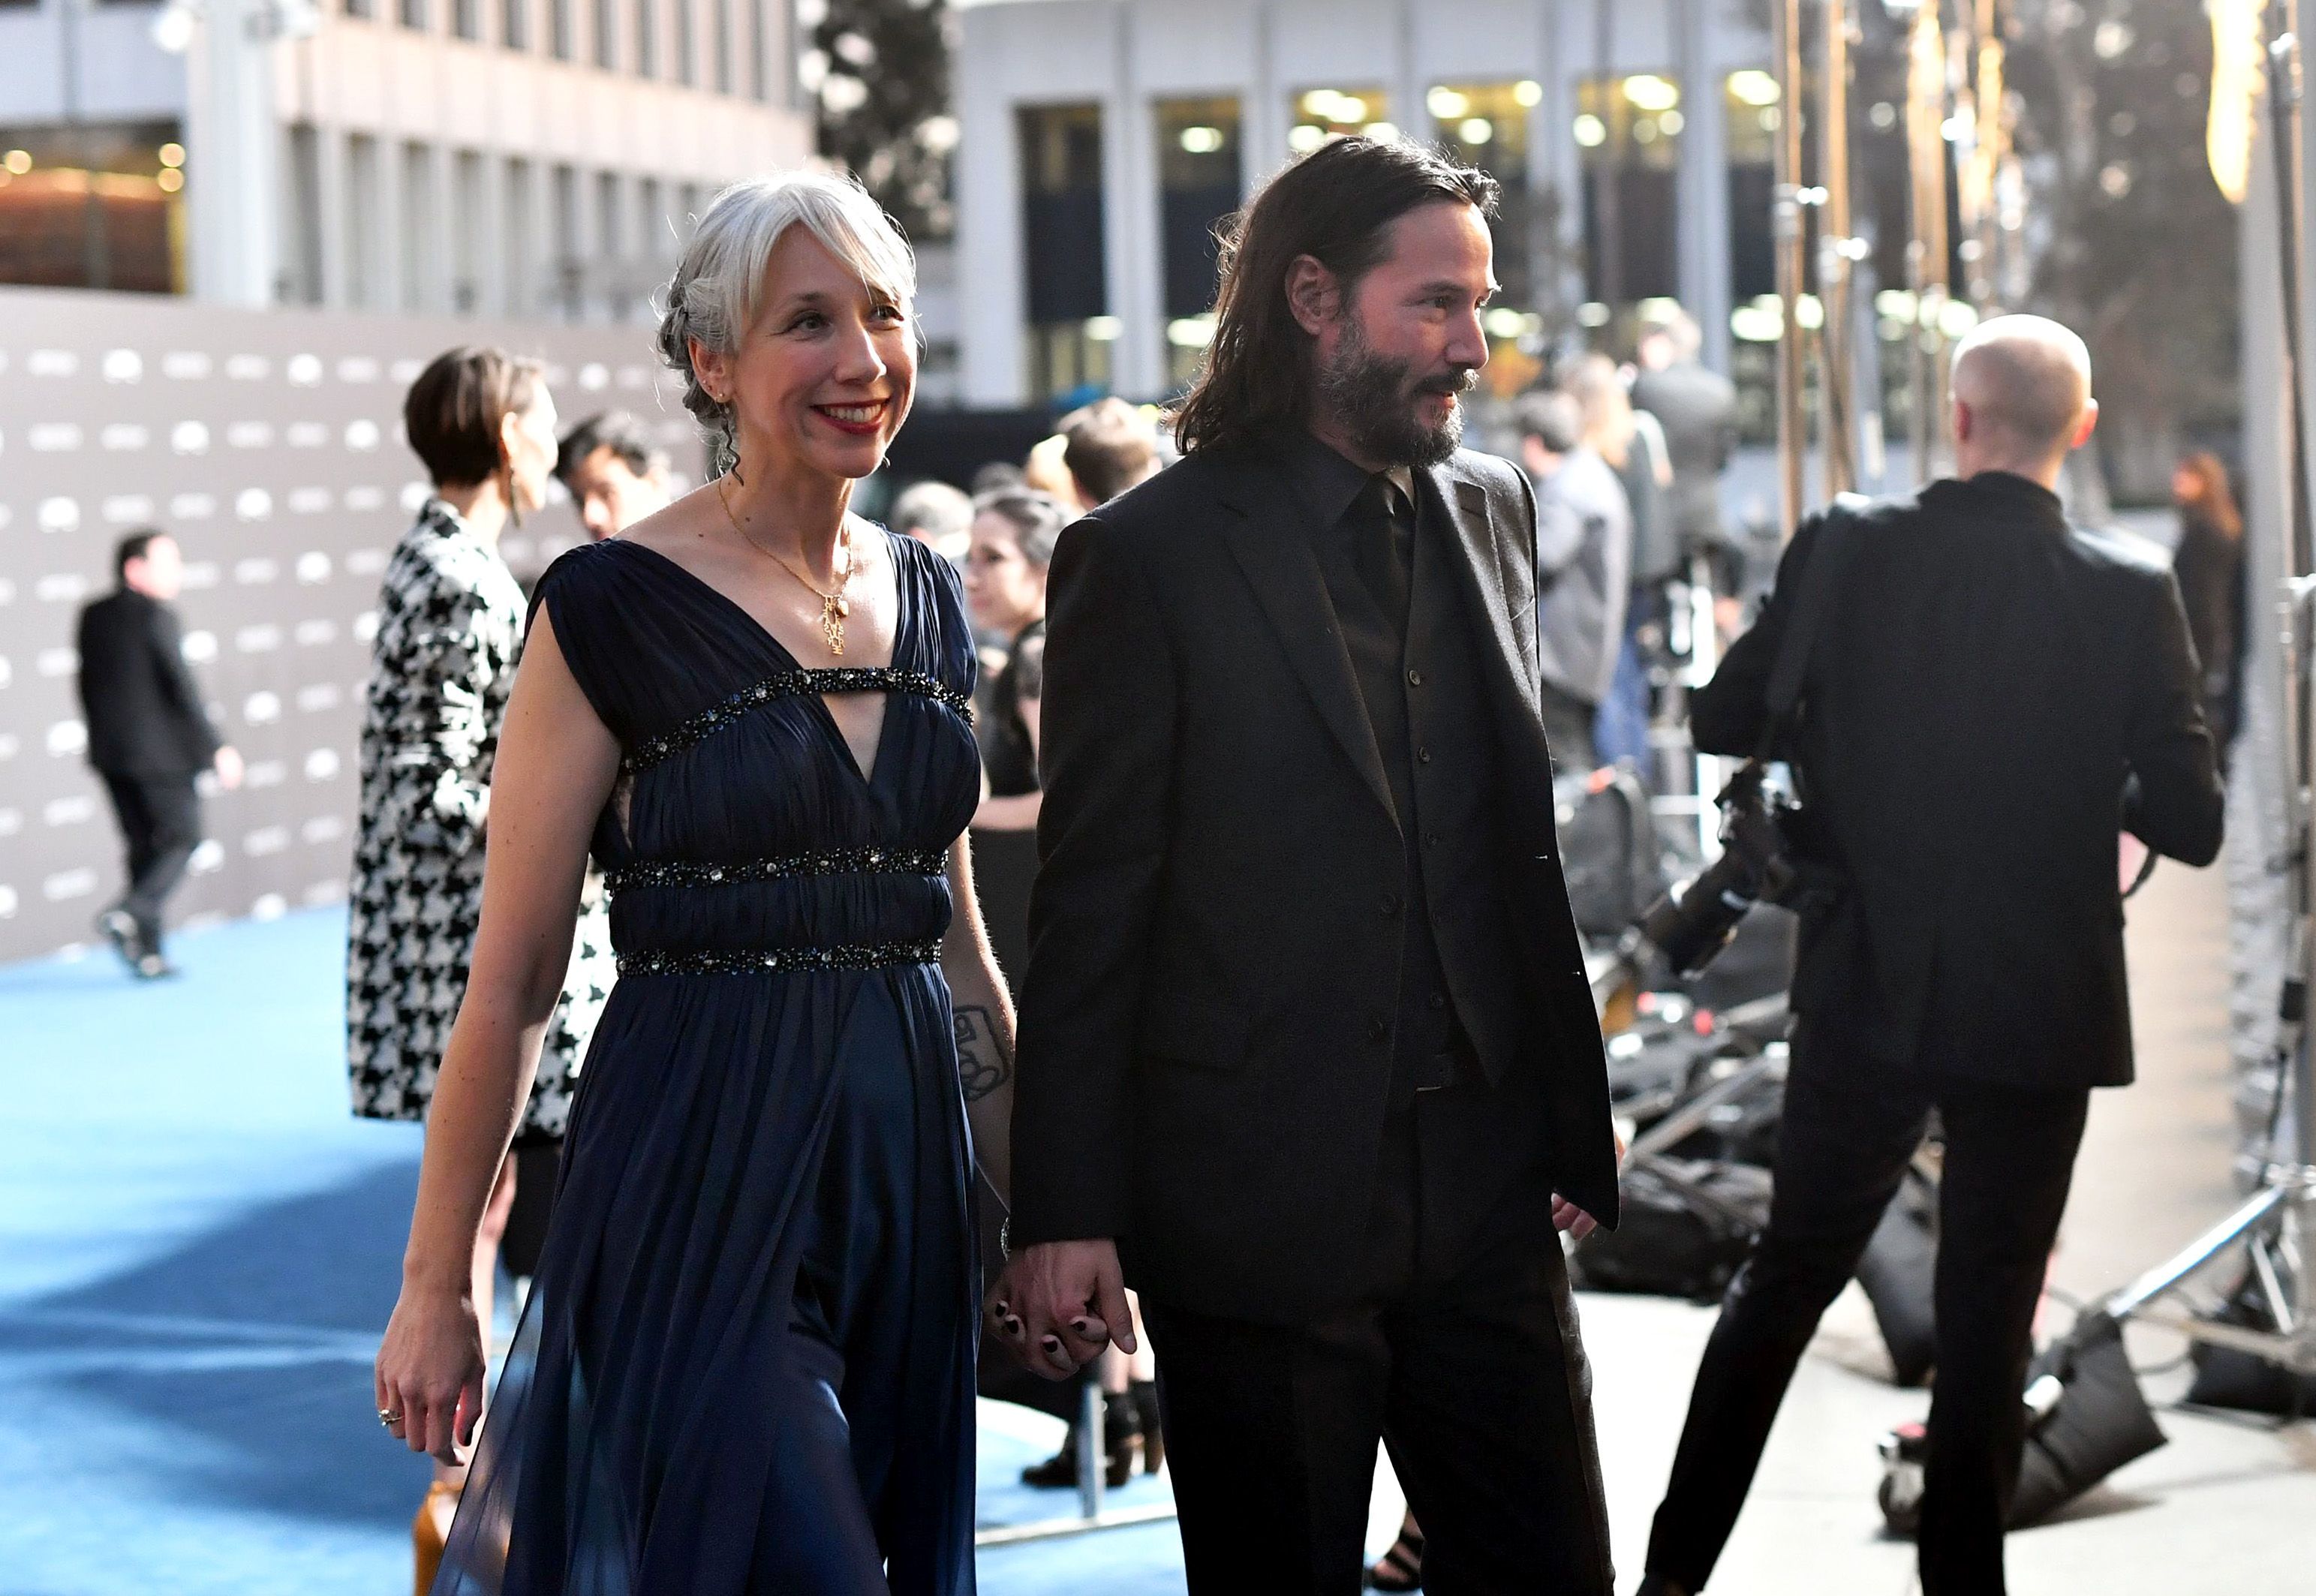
[747,0,766,101]
[346,134,380,308]
[549,0,570,57]
[506,158,534,317]
[284,124,324,305]
[400,0,427,29]
[638,176,666,275]
[453,0,477,39]
[453,149,484,313]
[1288,86,1392,154]
[1018,105,1110,402]
[552,164,581,319]
[1153,97,1241,390]
[674,0,695,86]
[344,0,373,18]
[402,143,433,311]
[713,0,732,95]
[636,0,657,76]
[594,0,615,69]
[503,0,528,50]
[597,170,629,317]
[1576,74,1683,311]
[1430,81,1542,338]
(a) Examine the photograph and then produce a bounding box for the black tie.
[1350,475,1414,643]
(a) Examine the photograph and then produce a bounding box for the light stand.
[2095,7,2316,1382]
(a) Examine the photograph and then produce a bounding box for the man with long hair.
[989,136,1619,1592]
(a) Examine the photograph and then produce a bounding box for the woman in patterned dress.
[374,174,1021,1593]
[345,346,616,1576]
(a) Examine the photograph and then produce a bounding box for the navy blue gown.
[434,528,982,1595]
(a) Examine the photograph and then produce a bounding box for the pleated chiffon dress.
[433,527,983,1595]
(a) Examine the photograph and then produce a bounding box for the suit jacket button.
[1367,1017,1391,1044]
[1406,668,1424,687]
[1380,892,1402,918]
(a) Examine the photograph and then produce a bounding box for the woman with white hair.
[374,171,1011,1593]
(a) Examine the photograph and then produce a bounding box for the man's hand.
[985,1238,1135,1380]
[212,745,244,791]
[1551,1194,1599,1243]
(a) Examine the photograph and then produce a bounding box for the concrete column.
[1246,0,1283,187]
[1674,0,1733,371]
[475,151,507,317]
[1534,2,1584,326]
[1105,1,1163,398]
[955,15,1024,407]
[417,142,456,315]
[185,0,284,305]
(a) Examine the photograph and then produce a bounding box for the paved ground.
[1,853,2305,1594]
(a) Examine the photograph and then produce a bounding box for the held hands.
[374,1282,488,1465]
[985,1238,1135,1380]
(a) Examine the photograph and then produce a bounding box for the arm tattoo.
[954,1005,1012,1103]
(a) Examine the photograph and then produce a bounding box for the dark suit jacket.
[75,589,224,776]
[1631,359,1737,552]
[1010,442,1618,1325]
[1692,472,2224,1090]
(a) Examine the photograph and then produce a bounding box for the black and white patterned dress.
[344,499,613,1142]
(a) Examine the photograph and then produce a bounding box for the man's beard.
[1313,317,1475,469]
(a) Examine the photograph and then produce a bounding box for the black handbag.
[1571,1159,1773,1302]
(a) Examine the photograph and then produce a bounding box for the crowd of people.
[56,130,2242,1596]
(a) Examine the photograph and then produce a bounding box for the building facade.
[954,0,1776,409]
[0,0,811,321]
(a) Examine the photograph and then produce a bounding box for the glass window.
[344,0,372,18]
[636,0,657,76]
[1430,80,1543,342]
[401,0,427,29]
[1155,96,1241,391]
[748,0,767,100]
[0,119,194,294]
[713,0,732,94]
[549,0,570,57]
[552,163,581,319]
[1288,87,1392,155]
[453,149,483,313]
[675,0,695,86]
[597,170,628,317]
[1575,74,1683,314]
[284,124,323,304]
[594,0,616,69]
[402,143,432,311]
[506,158,534,317]
[1018,104,1111,403]
[453,0,478,40]
[503,0,528,49]
[346,134,380,308]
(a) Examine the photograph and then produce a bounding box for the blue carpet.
[0,909,1190,1594]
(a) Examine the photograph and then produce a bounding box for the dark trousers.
[1538,681,1599,775]
[1644,1026,2090,1594]
[99,770,203,951]
[1141,1188,1614,1596]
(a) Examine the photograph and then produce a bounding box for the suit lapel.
[1427,464,1544,723]
[1216,460,1400,829]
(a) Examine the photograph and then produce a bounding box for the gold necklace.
[717,476,855,656]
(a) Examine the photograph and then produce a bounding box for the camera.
[1626,760,1816,979]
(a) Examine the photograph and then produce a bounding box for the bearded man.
[987,137,1620,1594]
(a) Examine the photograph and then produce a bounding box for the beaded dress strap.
[603,847,949,896]
[617,939,944,977]
[626,667,974,772]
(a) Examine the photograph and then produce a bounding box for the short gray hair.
[653,172,917,476]
[889,479,974,544]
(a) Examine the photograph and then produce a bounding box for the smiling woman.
[377,170,1015,1596]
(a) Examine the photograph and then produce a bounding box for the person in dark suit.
[987,136,1621,1595]
[1636,316,2224,1596]
[1630,309,1738,579]
[74,529,242,977]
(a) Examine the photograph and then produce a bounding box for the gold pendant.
[823,594,847,657]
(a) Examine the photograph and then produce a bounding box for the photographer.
[1635,316,2224,1596]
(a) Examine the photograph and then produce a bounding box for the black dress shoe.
[96,909,138,970]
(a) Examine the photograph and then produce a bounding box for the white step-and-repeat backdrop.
[0,286,701,964]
